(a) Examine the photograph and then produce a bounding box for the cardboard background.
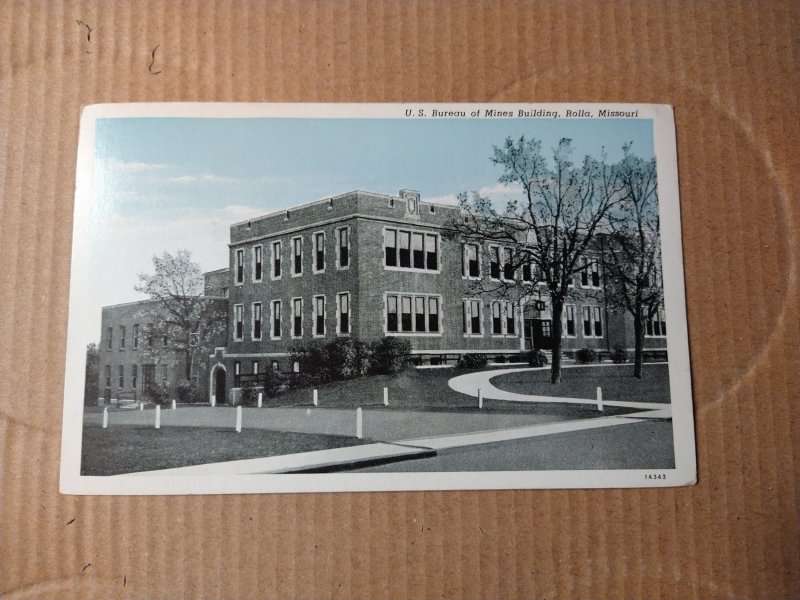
[1,1,797,598]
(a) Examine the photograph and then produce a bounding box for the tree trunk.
[633,305,644,379]
[549,301,564,384]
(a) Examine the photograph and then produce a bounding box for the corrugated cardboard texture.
[1,1,798,598]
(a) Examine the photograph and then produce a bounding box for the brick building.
[209,189,667,405]
[96,274,228,405]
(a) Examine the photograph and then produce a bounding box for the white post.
[257,392,263,408]
[356,407,363,439]
[236,405,242,433]
[596,386,603,412]
[155,405,161,429]
[313,389,318,407]
[211,395,216,408]
[171,399,176,411]
[102,407,108,429]
[139,401,144,411]
[383,387,389,406]
[478,388,483,410]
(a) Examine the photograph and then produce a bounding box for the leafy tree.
[134,250,227,393]
[84,343,99,405]
[450,137,623,383]
[602,144,663,378]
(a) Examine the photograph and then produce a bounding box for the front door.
[531,319,554,350]
[214,368,226,405]
[142,365,156,400]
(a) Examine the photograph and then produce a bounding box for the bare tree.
[450,136,623,384]
[602,144,663,378]
[134,250,227,392]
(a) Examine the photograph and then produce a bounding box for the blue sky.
[85,115,653,344]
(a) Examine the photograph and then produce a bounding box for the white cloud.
[424,182,525,207]
[117,161,170,171]
[168,173,241,185]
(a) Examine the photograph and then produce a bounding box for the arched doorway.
[210,364,226,406]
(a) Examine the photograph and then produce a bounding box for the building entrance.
[530,319,554,350]
[214,368,227,405]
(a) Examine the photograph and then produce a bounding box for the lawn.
[81,425,369,476]
[490,364,671,404]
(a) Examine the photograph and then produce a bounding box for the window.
[272,241,282,279]
[337,227,349,268]
[107,327,112,350]
[401,296,412,332]
[235,249,244,284]
[314,231,325,273]
[119,325,126,350]
[147,323,153,348]
[271,300,281,339]
[253,245,263,281]
[292,236,303,276]
[564,305,576,337]
[414,296,426,331]
[292,298,303,338]
[133,324,139,349]
[118,365,124,388]
[492,302,502,334]
[581,257,600,288]
[104,365,110,387]
[252,360,259,375]
[162,324,168,347]
[522,261,534,282]
[384,228,439,271]
[387,295,398,332]
[503,248,514,280]
[646,307,667,337]
[463,299,482,335]
[234,361,241,386]
[271,360,279,371]
[463,243,480,278]
[384,229,397,267]
[412,232,425,269]
[582,306,603,337]
[132,364,137,389]
[234,304,243,340]
[313,295,326,337]
[505,302,516,335]
[338,292,350,335]
[428,297,439,333]
[252,302,262,340]
[490,247,501,279]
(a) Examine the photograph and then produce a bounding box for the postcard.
[60,103,695,494]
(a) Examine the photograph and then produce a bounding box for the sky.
[82,115,653,345]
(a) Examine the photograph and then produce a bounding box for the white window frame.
[235,248,244,285]
[234,304,244,341]
[270,300,282,340]
[462,298,483,337]
[580,256,601,289]
[291,297,303,339]
[291,236,303,277]
[383,292,443,336]
[252,360,259,375]
[502,247,515,281]
[252,244,263,282]
[271,240,282,280]
[312,230,326,274]
[489,245,501,280]
[336,226,350,270]
[582,305,603,338]
[251,302,262,341]
[563,304,577,338]
[312,295,326,338]
[490,301,503,336]
[336,292,351,336]
[462,242,481,279]
[118,365,124,388]
[119,325,126,350]
[645,307,668,338]
[504,300,517,336]
[382,227,441,274]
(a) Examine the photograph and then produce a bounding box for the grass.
[81,425,370,476]
[490,363,671,403]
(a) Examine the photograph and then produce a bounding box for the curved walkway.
[448,363,670,412]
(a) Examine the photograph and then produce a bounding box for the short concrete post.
[257,392,263,408]
[356,407,363,439]
[478,388,483,410]
[139,401,144,411]
[155,405,161,429]
[313,389,319,407]
[596,386,603,412]
[211,395,216,408]
[171,399,176,411]
[236,405,242,433]
[383,387,389,406]
[102,407,108,429]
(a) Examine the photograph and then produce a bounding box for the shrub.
[176,379,200,404]
[457,353,488,369]
[325,338,371,380]
[611,346,628,364]
[369,337,412,375]
[575,348,597,364]
[523,349,548,367]
[240,380,260,406]
[290,341,330,385]
[147,381,170,405]
[259,368,283,398]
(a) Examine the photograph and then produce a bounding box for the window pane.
[583,306,592,336]
[506,303,515,335]
[471,300,481,334]
[401,296,412,331]
[428,298,439,332]
[414,296,426,331]
[490,247,500,279]
[387,295,398,332]
[425,234,437,270]
[385,229,397,267]
[492,302,501,334]
[399,231,411,267]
